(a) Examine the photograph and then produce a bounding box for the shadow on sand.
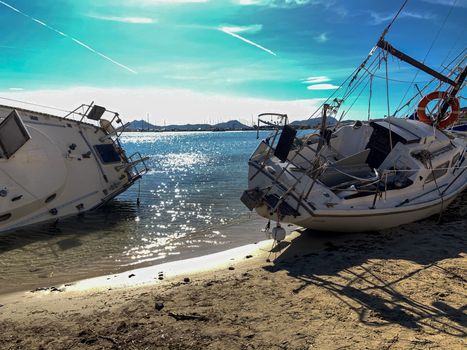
[264,191,466,337]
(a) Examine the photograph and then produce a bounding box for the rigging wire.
[437,28,467,71]
[307,0,411,121]
[0,95,72,114]
[340,75,372,121]
[396,55,466,117]
[392,51,466,116]
[368,75,373,120]
[336,52,384,124]
[394,0,459,115]
[363,71,429,84]
[332,53,385,129]
[384,51,394,154]
[381,0,411,37]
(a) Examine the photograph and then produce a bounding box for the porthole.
[0,213,12,221]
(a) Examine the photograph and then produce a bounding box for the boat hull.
[245,118,467,233]
[0,104,146,234]
[256,190,462,232]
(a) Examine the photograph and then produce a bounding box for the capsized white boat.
[241,30,466,234]
[0,102,148,233]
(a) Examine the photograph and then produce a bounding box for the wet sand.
[0,214,268,295]
[0,193,466,349]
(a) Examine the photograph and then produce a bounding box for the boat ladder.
[123,152,150,181]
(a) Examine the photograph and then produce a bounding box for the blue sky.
[0,0,465,123]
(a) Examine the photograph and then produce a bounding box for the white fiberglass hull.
[0,104,146,234]
[243,118,467,232]
[256,189,461,232]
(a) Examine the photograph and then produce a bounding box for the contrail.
[220,28,276,56]
[0,0,137,74]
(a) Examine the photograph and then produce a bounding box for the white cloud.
[314,32,328,43]
[88,15,157,24]
[369,10,436,25]
[235,0,266,4]
[421,0,467,8]
[129,0,208,4]
[234,0,311,7]
[302,76,330,84]
[219,27,276,56]
[233,0,347,15]
[307,83,339,90]
[0,87,323,123]
[218,24,263,34]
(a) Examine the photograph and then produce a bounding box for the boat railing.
[62,102,128,141]
[250,125,330,216]
[124,152,150,182]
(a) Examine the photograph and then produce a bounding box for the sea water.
[0,131,270,293]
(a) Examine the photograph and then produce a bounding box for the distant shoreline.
[123,126,318,133]
[125,116,337,133]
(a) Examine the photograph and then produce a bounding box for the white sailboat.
[241,24,466,234]
[0,102,148,233]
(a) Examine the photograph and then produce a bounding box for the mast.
[439,65,467,118]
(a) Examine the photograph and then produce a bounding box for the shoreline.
[0,235,276,302]
[0,192,465,349]
[0,215,271,296]
[1,213,465,349]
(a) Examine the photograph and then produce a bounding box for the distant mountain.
[164,123,211,131]
[213,120,250,130]
[126,119,251,131]
[127,120,158,130]
[290,116,338,128]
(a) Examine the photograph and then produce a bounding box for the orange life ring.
[417,91,460,129]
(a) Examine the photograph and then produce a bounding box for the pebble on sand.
[154,302,164,311]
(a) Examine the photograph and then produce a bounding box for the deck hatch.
[0,110,31,159]
[87,105,106,121]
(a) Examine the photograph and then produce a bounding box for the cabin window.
[0,110,31,159]
[94,144,121,163]
[425,161,449,184]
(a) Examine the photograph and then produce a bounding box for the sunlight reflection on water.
[0,131,270,293]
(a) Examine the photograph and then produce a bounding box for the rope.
[328,166,379,182]
[332,165,467,174]
[136,179,141,207]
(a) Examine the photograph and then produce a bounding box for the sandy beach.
[0,193,466,350]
